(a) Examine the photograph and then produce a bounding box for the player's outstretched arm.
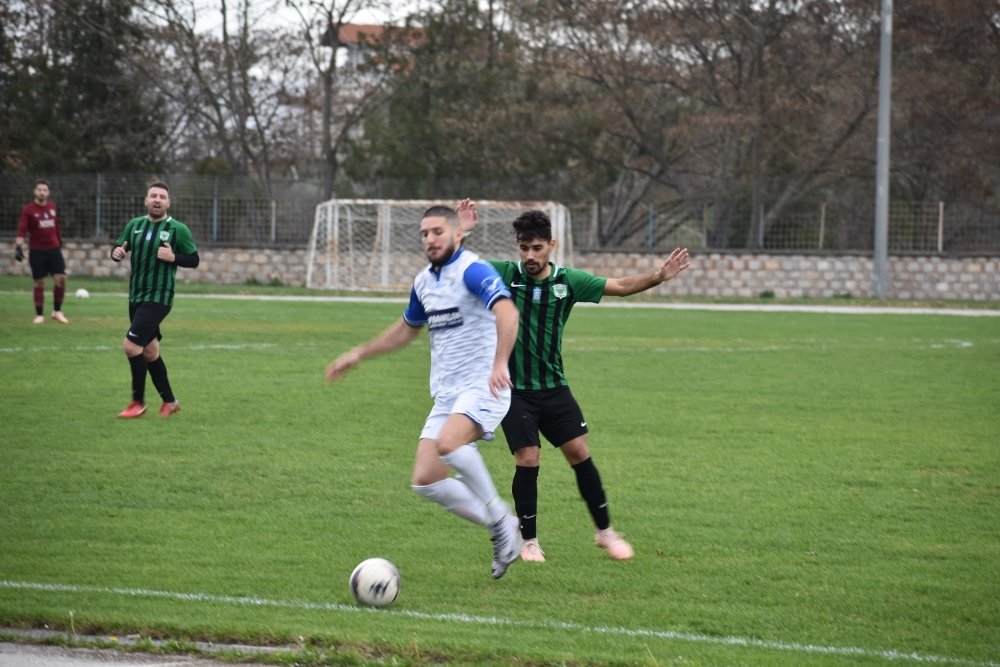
[603,247,691,297]
[488,298,518,398]
[325,318,421,383]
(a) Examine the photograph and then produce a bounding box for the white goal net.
[306,199,573,291]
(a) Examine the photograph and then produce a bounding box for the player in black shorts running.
[460,202,690,562]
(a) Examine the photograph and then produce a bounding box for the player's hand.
[157,242,175,263]
[456,198,479,239]
[658,247,691,282]
[14,245,24,262]
[326,349,361,383]
[488,361,513,399]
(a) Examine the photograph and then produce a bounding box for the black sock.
[128,354,148,403]
[512,465,539,540]
[573,457,610,530]
[147,356,175,403]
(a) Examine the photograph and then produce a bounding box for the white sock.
[412,479,488,526]
[440,444,509,524]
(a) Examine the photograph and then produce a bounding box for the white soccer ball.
[75,288,90,299]
[349,558,400,607]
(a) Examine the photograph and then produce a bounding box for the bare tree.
[139,0,310,187]
[890,0,1000,203]
[509,0,879,248]
[284,0,410,198]
[131,0,314,240]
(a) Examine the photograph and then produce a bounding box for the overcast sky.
[262,0,430,33]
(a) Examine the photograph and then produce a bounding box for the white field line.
[0,580,995,667]
[4,339,985,355]
[0,343,280,354]
[5,289,995,315]
[565,339,983,353]
[187,293,1000,317]
[580,302,1000,316]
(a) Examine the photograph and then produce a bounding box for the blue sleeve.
[463,261,512,310]
[402,287,427,326]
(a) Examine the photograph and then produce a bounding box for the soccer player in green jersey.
[459,202,690,562]
[111,182,200,419]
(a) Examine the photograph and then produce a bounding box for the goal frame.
[306,199,573,291]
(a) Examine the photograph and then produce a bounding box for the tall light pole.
[873,0,893,298]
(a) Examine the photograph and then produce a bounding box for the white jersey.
[403,248,511,398]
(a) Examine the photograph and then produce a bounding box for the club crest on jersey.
[532,286,542,302]
[552,284,568,299]
[159,231,171,242]
[426,307,463,332]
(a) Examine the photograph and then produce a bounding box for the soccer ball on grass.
[349,558,400,607]
[75,288,90,298]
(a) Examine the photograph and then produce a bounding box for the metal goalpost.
[306,199,573,291]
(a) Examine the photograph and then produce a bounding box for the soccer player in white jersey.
[326,205,523,579]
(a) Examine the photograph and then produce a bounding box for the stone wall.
[2,240,997,301]
[576,251,999,301]
[2,241,308,288]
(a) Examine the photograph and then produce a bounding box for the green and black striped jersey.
[489,260,606,390]
[116,215,198,306]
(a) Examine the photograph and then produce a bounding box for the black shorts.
[29,248,66,280]
[501,386,589,453]
[127,302,171,347]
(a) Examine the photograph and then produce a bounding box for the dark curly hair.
[512,210,552,242]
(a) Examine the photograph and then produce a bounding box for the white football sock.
[412,479,488,526]
[440,444,509,524]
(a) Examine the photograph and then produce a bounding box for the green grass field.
[1,278,998,666]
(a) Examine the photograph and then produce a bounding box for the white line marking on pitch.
[2,288,996,315]
[185,293,1000,317]
[0,343,279,354]
[0,581,995,666]
[580,302,1000,317]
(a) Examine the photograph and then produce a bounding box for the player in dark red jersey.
[15,180,69,324]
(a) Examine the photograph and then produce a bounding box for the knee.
[123,339,143,357]
[435,434,463,456]
[560,438,591,465]
[411,469,447,487]
[514,446,541,467]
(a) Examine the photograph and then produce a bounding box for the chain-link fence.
[4,173,998,253]
[1,173,322,246]
[570,199,1000,253]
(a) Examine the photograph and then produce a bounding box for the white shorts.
[420,384,511,442]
